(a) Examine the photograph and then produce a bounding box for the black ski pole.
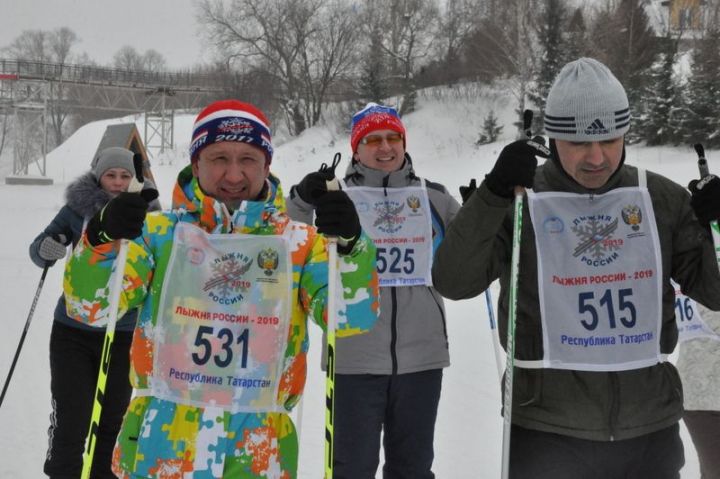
[0,265,50,408]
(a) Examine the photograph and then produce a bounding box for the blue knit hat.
[190,100,273,163]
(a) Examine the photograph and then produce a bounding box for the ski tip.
[694,143,705,159]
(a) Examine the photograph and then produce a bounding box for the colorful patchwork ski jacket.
[64,166,379,478]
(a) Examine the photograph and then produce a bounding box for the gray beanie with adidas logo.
[544,57,630,142]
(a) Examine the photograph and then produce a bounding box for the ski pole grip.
[326,178,340,192]
[128,153,145,193]
[512,109,536,196]
[523,109,533,139]
[695,143,710,178]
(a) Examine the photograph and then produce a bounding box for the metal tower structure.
[0,59,227,184]
[0,75,51,184]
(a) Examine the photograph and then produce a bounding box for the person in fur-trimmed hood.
[29,146,159,478]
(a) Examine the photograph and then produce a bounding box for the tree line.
[3,0,720,152]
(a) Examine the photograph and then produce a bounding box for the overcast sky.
[0,0,206,69]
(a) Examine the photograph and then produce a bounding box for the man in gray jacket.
[288,103,460,478]
[432,58,720,478]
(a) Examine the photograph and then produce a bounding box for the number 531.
[191,326,250,368]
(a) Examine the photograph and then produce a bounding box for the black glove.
[688,174,720,225]
[86,189,158,246]
[314,190,361,255]
[484,137,550,198]
[294,169,335,205]
[459,179,477,205]
[38,234,68,264]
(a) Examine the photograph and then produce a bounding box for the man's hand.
[314,191,361,255]
[484,138,550,198]
[689,174,720,225]
[86,189,158,246]
[294,170,335,205]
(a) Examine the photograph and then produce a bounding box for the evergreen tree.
[564,8,587,61]
[476,110,504,145]
[589,0,658,110]
[529,0,570,133]
[683,27,720,148]
[357,33,389,105]
[634,33,681,146]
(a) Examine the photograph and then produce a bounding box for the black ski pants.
[333,369,443,479]
[509,422,685,479]
[44,322,133,479]
[684,410,720,479]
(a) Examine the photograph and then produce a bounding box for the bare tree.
[0,114,11,160]
[3,30,49,61]
[297,0,359,126]
[113,45,146,71]
[199,0,359,135]
[46,28,78,146]
[49,27,77,64]
[143,49,168,73]
[464,0,541,133]
[359,0,440,115]
[587,0,658,92]
[436,0,483,83]
[113,46,168,74]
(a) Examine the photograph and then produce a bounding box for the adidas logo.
[584,119,609,135]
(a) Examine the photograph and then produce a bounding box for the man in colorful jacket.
[432,58,720,478]
[288,103,460,478]
[64,100,379,478]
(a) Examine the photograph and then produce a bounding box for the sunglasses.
[360,132,404,146]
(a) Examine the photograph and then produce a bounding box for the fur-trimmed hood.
[65,171,112,219]
[65,171,161,218]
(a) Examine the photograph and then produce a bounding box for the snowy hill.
[0,86,709,478]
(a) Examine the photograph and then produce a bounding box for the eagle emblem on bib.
[257,248,280,276]
[406,195,421,213]
[621,204,642,231]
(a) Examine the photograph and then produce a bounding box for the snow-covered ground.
[0,89,709,477]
